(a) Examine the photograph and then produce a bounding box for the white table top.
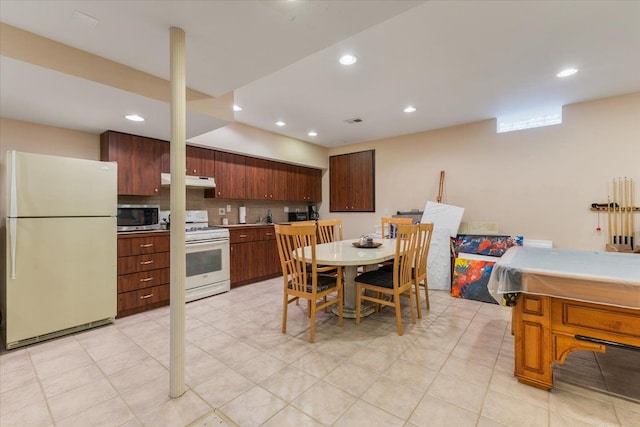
[303,239,396,266]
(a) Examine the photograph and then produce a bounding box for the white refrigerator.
[4,150,117,349]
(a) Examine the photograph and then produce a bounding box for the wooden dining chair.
[380,216,413,238]
[379,217,413,270]
[274,224,344,343]
[355,224,419,336]
[413,222,434,317]
[317,219,343,244]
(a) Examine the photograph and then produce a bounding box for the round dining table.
[302,238,396,318]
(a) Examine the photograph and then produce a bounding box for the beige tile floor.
[1,277,638,426]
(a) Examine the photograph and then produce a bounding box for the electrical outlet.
[284,206,289,213]
[226,205,231,212]
[218,208,226,215]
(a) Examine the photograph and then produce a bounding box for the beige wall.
[322,93,640,250]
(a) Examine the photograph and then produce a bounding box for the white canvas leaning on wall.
[421,201,465,291]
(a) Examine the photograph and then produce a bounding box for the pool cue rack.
[591,177,638,252]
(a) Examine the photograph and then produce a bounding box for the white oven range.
[161,210,230,302]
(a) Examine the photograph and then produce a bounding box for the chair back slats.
[317,219,343,243]
[394,224,419,290]
[415,223,434,280]
[275,224,318,294]
[381,217,413,239]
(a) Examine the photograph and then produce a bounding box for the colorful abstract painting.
[453,235,523,257]
[452,258,498,304]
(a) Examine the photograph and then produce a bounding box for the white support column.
[169,26,186,398]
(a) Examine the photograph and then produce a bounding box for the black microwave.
[288,212,309,222]
[117,204,161,232]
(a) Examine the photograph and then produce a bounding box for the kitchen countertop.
[117,229,169,235]
[223,223,278,227]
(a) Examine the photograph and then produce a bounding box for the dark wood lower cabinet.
[229,226,281,288]
[116,232,170,318]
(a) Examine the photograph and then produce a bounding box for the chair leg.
[307,299,311,318]
[309,302,316,343]
[338,286,344,327]
[408,289,416,324]
[355,285,362,325]
[394,296,403,336]
[282,293,289,334]
[423,281,430,310]
[414,280,422,319]
[324,296,328,313]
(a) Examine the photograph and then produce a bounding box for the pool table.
[488,247,640,390]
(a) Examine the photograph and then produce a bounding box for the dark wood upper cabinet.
[288,165,322,202]
[245,158,289,201]
[330,150,375,212]
[102,130,321,201]
[186,145,215,177]
[206,151,246,199]
[160,144,215,178]
[100,130,164,196]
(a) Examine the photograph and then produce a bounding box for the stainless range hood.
[161,173,216,188]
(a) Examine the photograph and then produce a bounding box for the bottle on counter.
[266,209,273,224]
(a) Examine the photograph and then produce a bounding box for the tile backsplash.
[119,188,314,225]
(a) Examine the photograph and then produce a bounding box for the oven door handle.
[186,239,229,248]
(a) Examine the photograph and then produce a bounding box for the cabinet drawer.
[117,284,170,312]
[258,227,276,240]
[118,252,170,275]
[117,268,170,293]
[117,235,169,257]
[229,228,261,243]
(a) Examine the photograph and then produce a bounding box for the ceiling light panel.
[125,114,145,122]
[556,68,578,78]
[339,54,357,65]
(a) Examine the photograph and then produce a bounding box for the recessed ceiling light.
[307,131,318,137]
[124,114,145,122]
[339,54,357,65]
[275,121,286,127]
[233,104,242,111]
[556,68,578,78]
[403,106,417,113]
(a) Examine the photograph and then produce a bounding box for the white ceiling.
[1,1,639,147]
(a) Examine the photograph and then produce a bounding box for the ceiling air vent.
[344,117,363,124]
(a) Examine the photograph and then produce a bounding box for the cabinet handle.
[139,243,154,248]
[239,234,248,238]
[140,260,154,265]
[265,232,273,236]
[193,169,197,173]
[140,277,154,282]
[140,293,154,299]
[154,188,158,193]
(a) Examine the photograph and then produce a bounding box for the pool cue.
[612,178,618,244]
[619,177,624,245]
[607,195,612,244]
[623,177,629,245]
[631,179,635,249]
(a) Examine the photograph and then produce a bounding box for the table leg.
[332,265,375,319]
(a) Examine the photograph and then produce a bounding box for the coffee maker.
[308,205,319,220]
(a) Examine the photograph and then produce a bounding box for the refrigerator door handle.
[9,217,17,279]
